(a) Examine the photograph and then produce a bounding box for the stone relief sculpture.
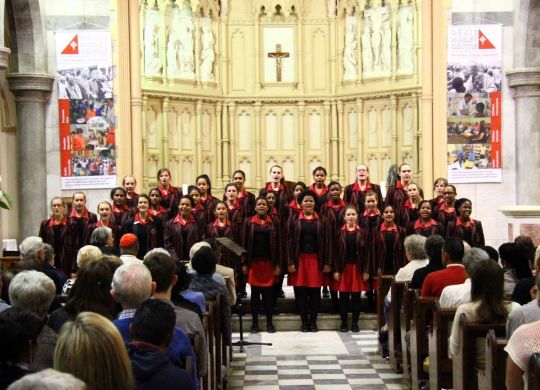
[166,7,182,78]
[397,3,414,72]
[361,24,373,74]
[174,3,195,80]
[363,2,391,75]
[343,16,358,81]
[327,0,336,17]
[144,8,162,76]
[200,21,215,81]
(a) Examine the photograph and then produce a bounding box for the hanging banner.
[446,24,502,183]
[55,30,116,190]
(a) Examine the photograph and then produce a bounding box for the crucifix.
[267,44,290,82]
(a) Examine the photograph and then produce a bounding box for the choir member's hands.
[274,265,281,276]
[288,264,296,273]
[333,272,340,282]
[242,265,248,275]
[363,273,369,282]
[322,265,331,273]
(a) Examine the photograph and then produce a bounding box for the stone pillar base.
[0,46,11,70]
[500,206,540,245]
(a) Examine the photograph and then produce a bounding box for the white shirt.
[120,254,142,265]
[439,278,471,308]
[387,259,429,303]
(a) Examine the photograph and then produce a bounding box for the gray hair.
[19,236,43,262]
[404,234,427,260]
[111,263,153,309]
[7,368,86,390]
[9,271,56,318]
[189,241,212,261]
[143,247,170,262]
[89,226,113,246]
[463,247,489,276]
[76,245,103,268]
[43,243,55,263]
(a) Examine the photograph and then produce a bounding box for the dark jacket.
[129,341,194,390]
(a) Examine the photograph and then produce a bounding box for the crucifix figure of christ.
[267,44,290,82]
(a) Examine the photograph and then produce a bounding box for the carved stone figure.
[327,0,336,17]
[397,4,414,72]
[362,24,373,74]
[166,8,182,78]
[144,9,162,76]
[364,3,391,74]
[200,22,215,81]
[343,16,358,81]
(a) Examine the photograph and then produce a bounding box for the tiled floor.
[227,329,407,389]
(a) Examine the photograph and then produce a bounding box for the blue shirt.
[179,290,206,313]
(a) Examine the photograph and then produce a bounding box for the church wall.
[447,0,517,248]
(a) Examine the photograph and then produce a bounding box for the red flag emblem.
[61,35,79,55]
[478,30,495,49]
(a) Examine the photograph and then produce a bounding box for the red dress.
[243,215,280,287]
[335,225,367,292]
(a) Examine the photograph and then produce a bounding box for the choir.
[39,164,484,333]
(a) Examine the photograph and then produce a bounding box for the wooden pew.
[484,329,507,390]
[399,283,416,381]
[376,274,393,357]
[201,313,210,390]
[207,296,223,390]
[428,303,456,390]
[452,313,506,390]
[409,293,437,390]
[388,280,406,372]
[1,256,21,272]
[528,353,540,390]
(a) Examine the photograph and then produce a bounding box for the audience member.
[449,260,520,371]
[61,245,103,295]
[7,368,85,390]
[89,226,119,256]
[49,260,117,332]
[189,246,232,345]
[411,235,445,289]
[54,312,134,390]
[500,242,533,300]
[505,318,540,389]
[8,271,57,372]
[439,248,489,308]
[119,233,141,265]
[18,236,44,270]
[171,262,205,318]
[513,246,540,305]
[421,238,466,297]
[129,299,195,390]
[479,245,499,262]
[42,244,68,294]
[0,307,44,388]
[507,273,540,338]
[144,251,206,381]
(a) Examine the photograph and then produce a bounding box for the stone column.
[0,0,10,70]
[7,73,54,239]
[507,68,540,205]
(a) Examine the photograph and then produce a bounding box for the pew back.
[428,304,456,390]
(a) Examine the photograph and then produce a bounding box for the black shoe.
[339,323,348,332]
[351,323,360,332]
[278,290,285,298]
[267,322,276,333]
[273,306,279,315]
[241,291,248,299]
[250,323,259,333]
[301,323,310,332]
[310,323,318,332]
[322,290,330,298]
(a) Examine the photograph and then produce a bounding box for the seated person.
[411,235,445,289]
[129,300,194,390]
[506,273,540,338]
[505,318,540,389]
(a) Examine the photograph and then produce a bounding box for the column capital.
[7,73,54,101]
[507,68,540,96]
[0,47,11,70]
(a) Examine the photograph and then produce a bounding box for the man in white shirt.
[439,247,489,308]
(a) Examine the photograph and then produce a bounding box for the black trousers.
[251,285,274,322]
[339,292,362,324]
[295,287,321,324]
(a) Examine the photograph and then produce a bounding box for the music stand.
[215,237,273,352]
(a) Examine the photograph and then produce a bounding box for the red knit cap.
[119,233,138,248]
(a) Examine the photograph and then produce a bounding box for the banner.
[446,24,502,183]
[55,31,116,190]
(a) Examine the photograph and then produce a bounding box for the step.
[232,312,377,332]
[237,296,375,314]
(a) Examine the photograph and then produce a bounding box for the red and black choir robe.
[373,223,406,276]
[343,181,383,215]
[333,225,368,290]
[111,203,132,233]
[360,209,382,280]
[446,218,485,247]
[200,194,219,225]
[191,204,208,237]
[385,182,424,227]
[309,183,329,212]
[436,203,457,232]
[430,195,445,218]
[406,218,444,238]
[320,199,346,266]
[226,201,245,245]
[158,185,182,212]
[224,189,256,218]
[287,199,302,220]
[39,216,69,271]
[125,192,139,208]
[163,214,201,261]
[122,213,164,259]
[64,208,98,274]
[399,199,420,228]
[207,219,236,268]
[286,212,327,271]
[259,182,291,222]
[243,214,281,272]
[149,205,171,228]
